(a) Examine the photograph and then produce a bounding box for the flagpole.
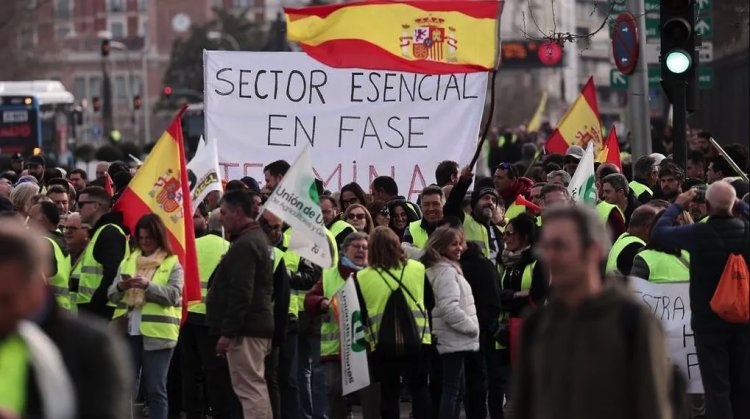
[469,70,498,168]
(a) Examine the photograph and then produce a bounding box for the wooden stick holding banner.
[469,70,498,168]
[709,138,749,182]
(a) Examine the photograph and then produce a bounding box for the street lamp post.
[207,31,240,51]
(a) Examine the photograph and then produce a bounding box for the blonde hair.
[368,226,406,269]
[10,183,40,215]
[421,226,464,267]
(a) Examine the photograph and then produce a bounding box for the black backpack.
[374,267,426,360]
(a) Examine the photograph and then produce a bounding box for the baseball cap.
[26,155,46,167]
[564,145,585,161]
[10,153,23,161]
[240,176,261,193]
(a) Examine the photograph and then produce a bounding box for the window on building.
[56,0,71,19]
[138,18,147,37]
[55,25,72,40]
[109,19,126,38]
[19,26,37,49]
[234,0,250,8]
[138,0,148,11]
[73,76,87,100]
[576,27,591,50]
[89,76,102,98]
[108,0,125,12]
[114,75,128,98]
[129,74,142,96]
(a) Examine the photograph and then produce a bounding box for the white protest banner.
[630,277,703,393]
[204,51,488,201]
[262,146,333,269]
[187,136,222,215]
[334,275,370,395]
[567,141,596,204]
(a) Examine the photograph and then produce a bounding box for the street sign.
[698,67,714,89]
[91,125,103,138]
[645,17,660,43]
[695,0,712,14]
[610,67,661,89]
[698,42,713,62]
[610,69,628,89]
[644,0,660,14]
[695,16,713,38]
[612,13,639,74]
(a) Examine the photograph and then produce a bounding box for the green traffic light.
[665,49,691,74]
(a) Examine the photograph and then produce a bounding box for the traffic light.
[92,96,101,112]
[133,95,142,110]
[163,86,173,98]
[101,39,110,57]
[660,0,698,111]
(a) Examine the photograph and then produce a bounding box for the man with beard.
[493,162,534,221]
[320,195,355,249]
[444,166,503,266]
[658,160,685,203]
[25,155,46,186]
[403,185,445,249]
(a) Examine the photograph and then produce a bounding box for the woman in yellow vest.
[344,203,375,234]
[631,209,692,282]
[422,227,479,419]
[356,227,433,419]
[107,214,183,419]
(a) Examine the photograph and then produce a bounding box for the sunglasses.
[379,208,390,217]
[347,213,366,221]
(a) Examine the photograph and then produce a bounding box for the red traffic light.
[133,95,142,110]
[92,96,101,112]
[101,39,110,57]
[163,86,173,97]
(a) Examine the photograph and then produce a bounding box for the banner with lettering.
[631,277,703,393]
[334,275,370,395]
[204,51,488,200]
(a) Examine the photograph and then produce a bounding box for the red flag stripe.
[301,40,491,74]
[285,0,501,20]
[580,76,601,117]
[545,129,569,154]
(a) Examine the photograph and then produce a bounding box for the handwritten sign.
[204,51,488,200]
[631,277,703,393]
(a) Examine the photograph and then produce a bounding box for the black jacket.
[460,242,502,329]
[500,249,548,318]
[206,223,274,338]
[76,212,128,320]
[29,294,132,419]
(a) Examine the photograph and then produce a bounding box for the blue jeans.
[297,333,328,419]
[129,335,175,419]
[440,352,468,419]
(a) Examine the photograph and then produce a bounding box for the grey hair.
[207,208,223,232]
[542,204,612,260]
[342,231,368,251]
[546,170,572,186]
[602,173,629,194]
[706,181,736,214]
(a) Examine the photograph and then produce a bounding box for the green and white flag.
[568,142,597,204]
[334,275,370,395]
[187,136,222,215]
[262,146,333,268]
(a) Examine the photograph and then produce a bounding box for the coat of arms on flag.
[400,17,458,62]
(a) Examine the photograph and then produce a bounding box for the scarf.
[125,249,167,308]
[501,245,530,268]
[340,256,365,271]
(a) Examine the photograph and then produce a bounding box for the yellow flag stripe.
[287,4,497,68]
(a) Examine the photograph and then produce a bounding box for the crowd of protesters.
[0,128,749,419]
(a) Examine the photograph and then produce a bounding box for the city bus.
[0,80,79,165]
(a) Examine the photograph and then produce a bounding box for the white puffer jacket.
[426,261,480,354]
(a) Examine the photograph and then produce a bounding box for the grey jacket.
[426,261,480,354]
[107,261,183,350]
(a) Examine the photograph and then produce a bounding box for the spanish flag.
[545,76,603,155]
[112,106,201,320]
[597,124,622,169]
[285,0,502,74]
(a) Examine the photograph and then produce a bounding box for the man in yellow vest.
[606,205,658,275]
[403,185,445,251]
[630,155,658,204]
[444,166,504,266]
[320,195,356,249]
[493,162,533,221]
[303,232,379,419]
[601,173,641,225]
[74,186,128,319]
[28,201,72,311]
[180,204,236,419]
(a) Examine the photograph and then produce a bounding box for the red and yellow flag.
[597,124,622,169]
[545,76,603,155]
[285,0,502,74]
[113,106,200,320]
